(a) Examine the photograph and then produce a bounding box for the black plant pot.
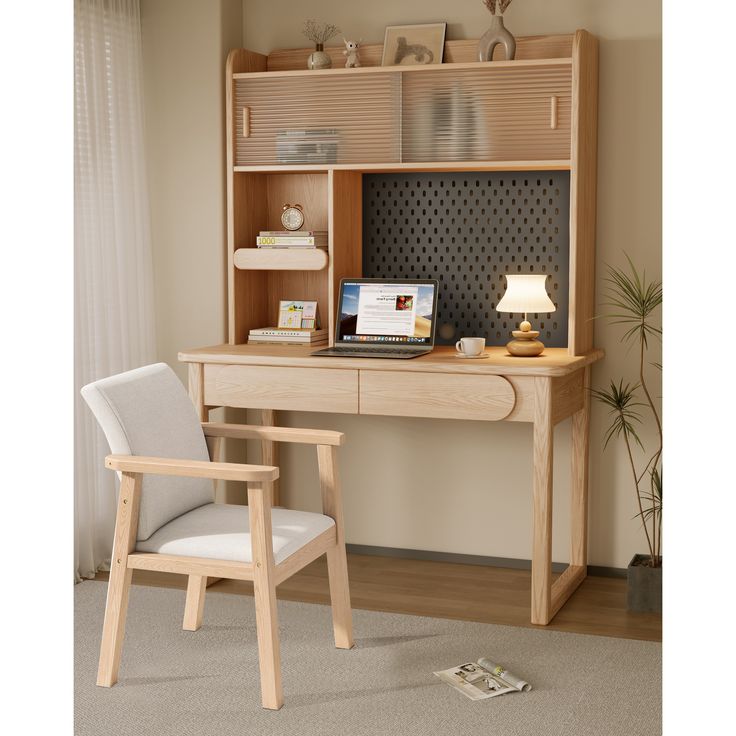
[627,554,662,613]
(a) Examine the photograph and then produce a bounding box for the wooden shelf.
[234,160,572,174]
[234,247,328,271]
[234,56,572,81]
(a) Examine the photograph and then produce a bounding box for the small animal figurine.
[343,38,361,68]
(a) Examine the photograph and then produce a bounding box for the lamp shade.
[496,274,556,314]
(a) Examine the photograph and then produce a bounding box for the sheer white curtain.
[75,0,156,580]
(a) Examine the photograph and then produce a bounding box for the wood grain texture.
[318,445,354,649]
[233,247,328,271]
[550,564,586,619]
[127,553,254,581]
[227,50,268,344]
[328,170,362,344]
[182,575,207,631]
[550,369,585,425]
[570,366,591,567]
[531,378,554,625]
[97,472,141,687]
[568,30,599,355]
[100,553,662,642]
[204,364,359,413]
[181,345,604,378]
[105,455,279,483]
[247,482,283,710]
[188,362,207,422]
[360,371,516,421]
[260,408,280,506]
[273,526,336,586]
[202,421,345,446]
[266,34,575,71]
[234,160,572,174]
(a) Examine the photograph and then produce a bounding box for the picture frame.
[381,22,446,67]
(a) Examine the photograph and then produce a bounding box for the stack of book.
[247,327,328,346]
[256,230,328,248]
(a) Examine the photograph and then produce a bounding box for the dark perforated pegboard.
[362,171,570,347]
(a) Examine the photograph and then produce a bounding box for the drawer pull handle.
[550,96,558,130]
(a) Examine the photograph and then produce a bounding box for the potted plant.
[592,255,662,613]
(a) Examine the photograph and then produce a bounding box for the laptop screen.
[336,279,438,346]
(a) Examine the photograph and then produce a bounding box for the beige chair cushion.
[136,503,335,565]
[81,363,213,541]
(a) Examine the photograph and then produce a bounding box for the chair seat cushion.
[135,503,335,565]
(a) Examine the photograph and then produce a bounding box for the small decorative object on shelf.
[478,0,516,62]
[303,19,341,69]
[277,300,320,329]
[381,23,446,66]
[495,274,556,357]
[343,38,361,68]
[281,203,305,231]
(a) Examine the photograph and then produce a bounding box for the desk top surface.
[179,344,604,377]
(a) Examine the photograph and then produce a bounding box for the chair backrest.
[81,363,213,541]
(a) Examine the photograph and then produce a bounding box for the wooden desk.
[179,344,603,625]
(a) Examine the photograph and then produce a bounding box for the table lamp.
[495,274,556,357]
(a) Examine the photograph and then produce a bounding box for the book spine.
[256,236,326,246]
[249,330,327,337]
[259,230,317,237]
[248,339,328,345]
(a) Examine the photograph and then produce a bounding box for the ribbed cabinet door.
[234,73,401,166]
[401,64,572,162]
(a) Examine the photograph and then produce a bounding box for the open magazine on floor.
[434,658,532,701]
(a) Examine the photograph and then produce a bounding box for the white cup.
[455,337,486,357]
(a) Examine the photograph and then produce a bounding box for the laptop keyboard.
[334,347,418,354]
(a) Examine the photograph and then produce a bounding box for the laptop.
[313,278,439,359]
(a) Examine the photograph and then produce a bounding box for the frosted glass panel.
[235,74,401,165]
[401,64,572,162]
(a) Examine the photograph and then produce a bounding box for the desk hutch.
[179,31,602,625]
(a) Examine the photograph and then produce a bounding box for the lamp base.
[506,329,545,357]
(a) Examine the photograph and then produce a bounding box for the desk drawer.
[204,364,359,414]
[360,371,515,421]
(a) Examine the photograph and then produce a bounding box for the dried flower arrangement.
[302,19,341,47]
[483,0,514,14]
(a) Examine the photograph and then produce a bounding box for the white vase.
[307,44,332,70]
[478,15,516,61]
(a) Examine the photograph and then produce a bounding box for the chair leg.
[248,481,283,710]
[326,544,354,649]
[97,566,134,687]
[183,575,207,631]
[97,472,141,687]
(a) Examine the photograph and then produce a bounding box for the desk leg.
[570,367,591,567]
[532,377,554,625]
[261,409,280,506]
[188,363,207,422]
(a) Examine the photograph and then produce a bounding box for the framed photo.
[381,23,446,67]
[277,300,320,329]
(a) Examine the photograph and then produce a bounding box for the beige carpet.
[75,581,661,736]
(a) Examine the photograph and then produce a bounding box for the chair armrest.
[201,422,344,447]
[105,454,279,482]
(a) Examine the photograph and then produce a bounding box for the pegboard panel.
[362,171,570,347]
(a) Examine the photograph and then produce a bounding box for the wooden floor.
[95,553,661,642]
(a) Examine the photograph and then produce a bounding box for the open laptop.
[313,278,439,359]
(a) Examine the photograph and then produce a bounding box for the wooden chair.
[81,363,353,709]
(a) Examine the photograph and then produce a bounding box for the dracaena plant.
[592,255,662,567]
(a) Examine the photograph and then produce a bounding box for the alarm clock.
[281,204,305,231]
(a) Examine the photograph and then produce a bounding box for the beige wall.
[141,0,243,373]
[142,0,661,568]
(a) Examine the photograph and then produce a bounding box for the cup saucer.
[454,352,489,359]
